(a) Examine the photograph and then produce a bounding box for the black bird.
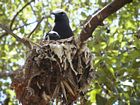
[45,31,60,40]
[51,9,74,39]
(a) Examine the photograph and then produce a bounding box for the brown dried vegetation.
[11,37,95,105]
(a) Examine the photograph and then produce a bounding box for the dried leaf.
[50,43,64,63]
[63,80,75,97]
[12,37,95,105]
[52,85,60,99]
[60,81,67,101]
[42,91,51,102]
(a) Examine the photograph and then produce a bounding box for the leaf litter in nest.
[11,37,95,105]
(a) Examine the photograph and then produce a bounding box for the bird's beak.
[51,12,56,15]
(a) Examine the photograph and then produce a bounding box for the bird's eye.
[59,12,65,15]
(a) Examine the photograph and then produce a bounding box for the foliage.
[0,0,140,105]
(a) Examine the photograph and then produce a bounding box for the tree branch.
[13,21,37,30]
[0,32,7,39]
[0,24,22,41]
[79,0,133,43]
[0,21,37,40]
[0,0,35,40]
[0,70,19,78]
[27,17,45,38]
[10,0,35,30]
[0,24,31,49]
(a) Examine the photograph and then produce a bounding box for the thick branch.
[79,0,133,42]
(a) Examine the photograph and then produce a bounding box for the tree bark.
[79,0,133,42]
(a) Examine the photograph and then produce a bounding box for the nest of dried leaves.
[11,37,95,105]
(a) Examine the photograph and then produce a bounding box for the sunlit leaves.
[86,0,140,104]
[0,0,140,104]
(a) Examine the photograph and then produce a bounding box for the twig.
[1,0,35,40]
[27,17,45,38]
[0,24,31,49]
[0,24,22,41]
[79,0,133,43]
[10,0,35,30]
[0,32,7,39]
[0,70,20,78]
[0,21,37,40]
[13,21,37,30]
[29,3,37,17]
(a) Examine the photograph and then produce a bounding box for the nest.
[11,37,94,105]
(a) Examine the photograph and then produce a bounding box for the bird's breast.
[53,22,73,39]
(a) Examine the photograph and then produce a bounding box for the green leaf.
[88,89,101,103]
[96,94,107,105]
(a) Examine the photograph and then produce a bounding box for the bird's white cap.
[52,9,66,14]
